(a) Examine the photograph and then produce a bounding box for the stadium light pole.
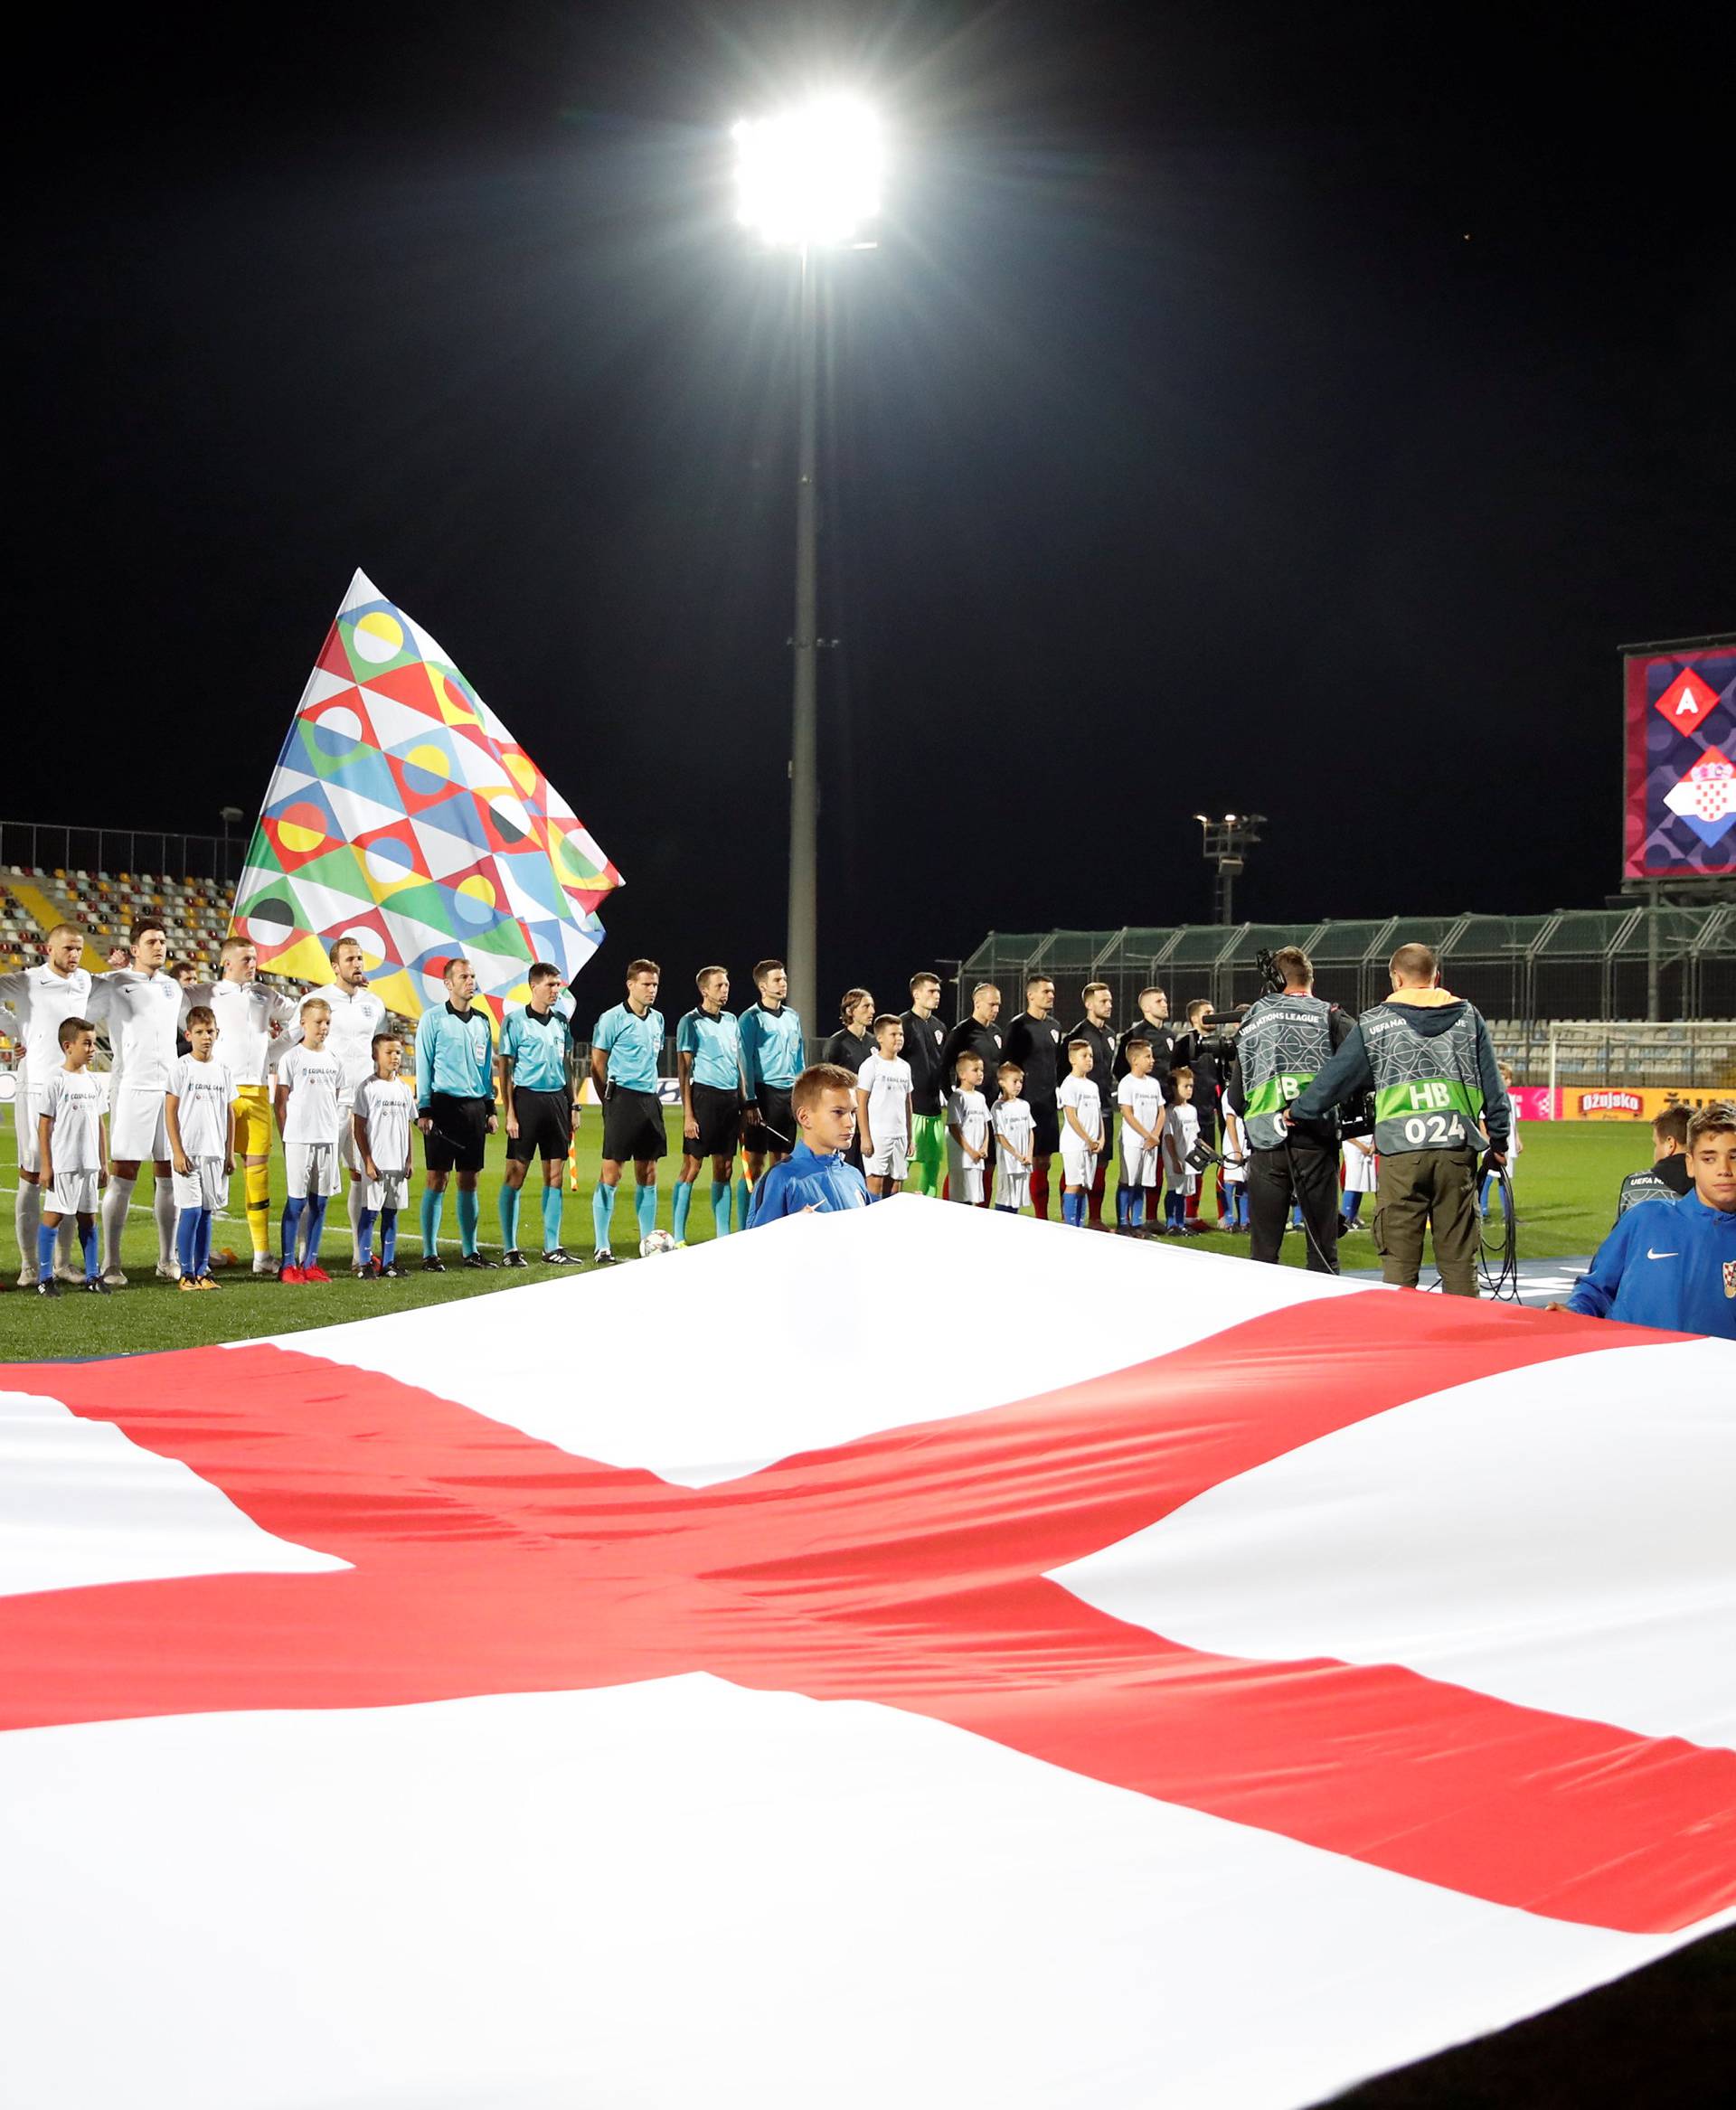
[1194,812,1266,927]
[733,95,882,1047]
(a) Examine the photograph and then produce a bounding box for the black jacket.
[821,1027,873,1080]
[939,1015,1006,1098]
[1002,1010,1064,1106]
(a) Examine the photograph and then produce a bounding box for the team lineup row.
[5,925,1221,1291]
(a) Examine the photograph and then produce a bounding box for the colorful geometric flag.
[5,1202,1736,2109]
[230,570,620,1021]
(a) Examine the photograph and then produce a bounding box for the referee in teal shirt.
[413,956,498,1270]
[587,957,666,1264]
[497,962,580,1267]
[675,965,746,1243]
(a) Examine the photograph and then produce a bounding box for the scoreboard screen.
[1623,636,1736,879]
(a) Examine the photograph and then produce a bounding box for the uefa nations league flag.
[5,1203,1735,2108]
[231,569,620,1020]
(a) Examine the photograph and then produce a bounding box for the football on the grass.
[637,1230,677,1258]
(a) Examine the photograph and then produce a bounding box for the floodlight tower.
[733,95,882,1045]
[1194,812,1266,926]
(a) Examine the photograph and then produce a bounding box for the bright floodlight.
[732,96,882,250]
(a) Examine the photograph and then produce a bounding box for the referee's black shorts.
[683,1082,741,1161]
[601,1085,667,1164]
[506,1087,573,1163]
[748,1085,795,1151]
[423,1092,490,1173]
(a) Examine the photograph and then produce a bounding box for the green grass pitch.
[0,1116,1650,1359]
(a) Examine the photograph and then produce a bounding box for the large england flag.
[3,1200,1733,2108]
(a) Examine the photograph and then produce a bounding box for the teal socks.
[711,1179,732,1235]
[420,1186,444,1258]
[541,1182,564,1253]
[499,1183,521,1254]
[456,1187,479,1258]
[635,1182,657,1239]
[672,1182,693,1242]
[592,1182,617,1251]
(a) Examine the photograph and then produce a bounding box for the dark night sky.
[11,1,1732,1014]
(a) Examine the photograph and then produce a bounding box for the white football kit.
[1162,1102,1201,1195]
[1341,1136,1378,1195]
[39,1066,106,1216]
[278,1044,345,1199]
[0,963,93,1174]
[194,979,301,1089]
[947,1087,992,1204]
[93,968,182,1161]
[291,983,388,1172]
[354,1074,417,1211]
[1222,1110,1250,1190]
[992,1097,1034,1210]
[1056,1073,1102,1189]
[1116,1071,1166,1190]
[168,1054,235,1210]
[856,1052,913,1179]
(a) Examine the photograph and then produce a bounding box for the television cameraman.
[1288,942,1510,1297]
[1226,946,1354,1273]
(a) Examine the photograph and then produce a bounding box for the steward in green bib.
[1289,940,1511,1296]
[1227,946,1354,1272]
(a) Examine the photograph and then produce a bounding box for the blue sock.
[636,1182,657,1239]
[1129,1188,1145,1229]
[176,1208,199,1277]
[1061,1190,1079,1226]
[1344,1192,1362,1222]
[357,1207,377,1267]
[381,1209,399,1267]
[1477,1173,1492,1210]
[499,1183,520,1254]
[36,1222,56,1276]
[592,1182,617,1250]
[194,1210,213,1276]
[420,1186,443,1258]
[80,1223,99,1280]
[541,1183,564,1253]
[1115,1186,1132,1228]
[672,1182,693,1242]
[1166,1192,1184,1229]
[302,1194,329,1267]
[710,1179,732,1237]
[281,1197,306,1265]
[456,1186,479,1257]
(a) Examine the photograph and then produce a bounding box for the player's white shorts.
[45,1170,99,1217]
[14,1082,46,1175]
[286,1140,343,1199]
[1060,1136,1099,1190]
[337,1102,365,1176]
[172,1156,227,1210]
[110,1086,170,1163]
[365,1168,410,1213]
[948,1155,986,1205]
[1120,1135,1162,1189]
[865,1135,909,1180]
[993,1162,1030,1210]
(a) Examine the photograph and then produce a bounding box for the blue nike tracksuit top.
[1567,1192,1736,1339]
[746,1140,870,1225]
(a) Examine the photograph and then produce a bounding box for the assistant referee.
[588,958,666,1266]
[496,961,580,1267]
[414,956,498,1272]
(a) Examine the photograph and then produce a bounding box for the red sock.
[1184,1188,1200,1221]
[1030,1165,1050,1220]
[1145,1183,1160,1224]
[1088,1161,1107,1226]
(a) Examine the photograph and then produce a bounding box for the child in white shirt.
[165,1004,235,1288]
[947,1051,993,1206]
[274,997,344,1284]
[1056,1039,1102,1228]
[353,1033,417,1276]
[1114,1039,1165,1232]
[33,1016,108,1295]
[1161,1067,1202,1233]
[855,1014,914,1197]
[992,1060,1035,1213]
[1222,1107,1250,1231]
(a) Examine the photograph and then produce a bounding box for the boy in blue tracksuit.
[747,1063,871,1225]
[1560,1102,1736,1338]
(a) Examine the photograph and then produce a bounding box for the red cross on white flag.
[4,1201,1734,2109]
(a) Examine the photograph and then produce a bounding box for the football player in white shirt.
[946,1051,994,1208]
[1056,1039,1103,1227]
[90,918,184,1285]
[1161,1069,1203,1233]
[0,921,92,1286]
[33,1016,109,1295]
[290,935,387,1263]
[991,1060,1035,1213]
[165,1004,235,1291]
[1114,1038,1166,1233]
[190,937,302,1273]
[275,997,345,1285]
[855,1013,914,1198]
